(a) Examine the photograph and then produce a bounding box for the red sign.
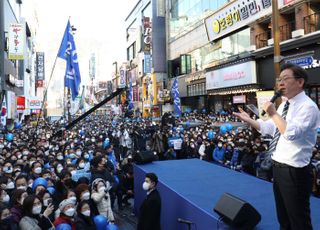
[16,96,25,111]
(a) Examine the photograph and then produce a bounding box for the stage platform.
[134,159,320,230]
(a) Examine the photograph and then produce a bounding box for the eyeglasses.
[276,76,296,83]
[276,76,297,83]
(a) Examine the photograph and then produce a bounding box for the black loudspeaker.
[134,150,155,164]
[214,193,261,230]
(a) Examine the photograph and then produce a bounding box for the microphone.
[261,91,282,116]
[177,218,193,225]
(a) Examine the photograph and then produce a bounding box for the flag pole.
[34,17,70,138]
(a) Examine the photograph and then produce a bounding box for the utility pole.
[272,0,281,83]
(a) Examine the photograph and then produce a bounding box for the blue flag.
[58,20,81,100]
[171,78,182,116]
[128,78,134,111]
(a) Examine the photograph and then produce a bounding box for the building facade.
[165,0,320,114]
[1,0,39,124]
[125,0,167,117]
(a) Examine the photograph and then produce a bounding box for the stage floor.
[134,159,320,230]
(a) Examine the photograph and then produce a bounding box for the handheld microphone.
[177,218,193,225]
[261,91,282,116]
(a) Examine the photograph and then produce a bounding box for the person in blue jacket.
[212,141,225,164]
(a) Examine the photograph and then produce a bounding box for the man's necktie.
[268,101,290,154]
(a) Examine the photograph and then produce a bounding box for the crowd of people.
[0,107,319,229]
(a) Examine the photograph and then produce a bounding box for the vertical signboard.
[89,53,96,79]
[143,17,152,52]
[118,68,126,88]
[16,96,25,112]
[36,52,45,81]
[144,54,152,74]
[8,23,25,60]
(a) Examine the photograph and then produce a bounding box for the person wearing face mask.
[10,189,28,226]
[53,199,76,230]
[74,183,99,216]
[19,195,54,230]
[212,141,226,164]
[0,187,10,204]
[15,175,30,194]
[91,178,114,223]
[37,190,56,222]
[30,162,43,180]
[138,173,161,230]
[75,200,96,230]
[0,203,18,230]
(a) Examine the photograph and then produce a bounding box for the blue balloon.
[5,133,14,142]
[80,130,85,136]
[94,215,109,230]
[226,123,233,131]
[208,130,214,140]
[220,125,227,134]
[317,128,320,134]
[106,223,119,230]
[47,186,55,195]
[56,224,72,230]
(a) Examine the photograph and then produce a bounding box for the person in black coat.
[137,172,161,230]
[75,200,96,230]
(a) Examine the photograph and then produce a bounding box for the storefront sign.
[286,56,313,66]
[143,17,152,52]
[206,61,257,90]
[205,0,276,42]
[36,52,45,80]
[144,54,152,74]
[284,0,295,5]
[186,71,205,83]
[16,96,25,111]
[29,97,42,110]
[118,68,126,88]
[233,95,246,104]
[8,23,25,60]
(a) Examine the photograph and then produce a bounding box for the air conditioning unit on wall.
[292,29,305,38]
[267,38,274,46]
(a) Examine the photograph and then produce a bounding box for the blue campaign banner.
[72,169,91,182]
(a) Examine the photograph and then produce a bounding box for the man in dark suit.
[137,172,161,230]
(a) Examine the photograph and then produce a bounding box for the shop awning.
[207,84,261,95]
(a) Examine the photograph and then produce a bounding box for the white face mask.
[6,182,15,189]
[3,167,13,174]
[57,166,63,173]
[34,167,42,174]
[57,155,63,160]
[68,197,77,204]
[142,182,150,191]
[76,151,82,156]
[17,185,27,191]
[79,162,85,169]
[28,182,33,188]
[2,194,10,203]
[98,186,106,193]
[64,207,75,217]
[81,210,91,217]
[218,143,223,148]
[32,205,42,215]
[81,192,90,200]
